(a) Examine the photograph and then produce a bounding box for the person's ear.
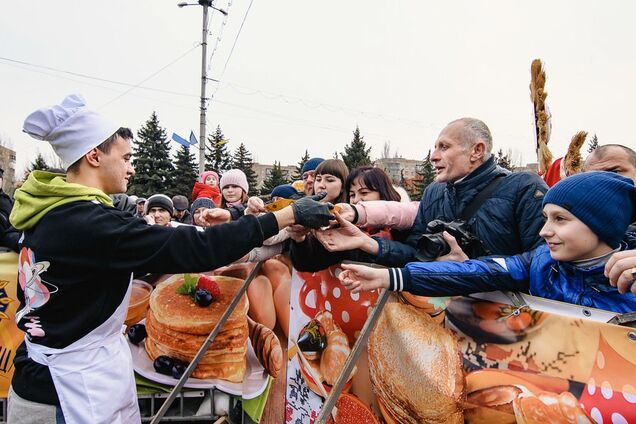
[85,148,101,167]
[470,141,486,162]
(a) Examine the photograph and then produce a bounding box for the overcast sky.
[1,0,635,176]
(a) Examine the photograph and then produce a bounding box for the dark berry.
[171,361,187,379]
[127,324,147,345]
[195,288,213,307]
[153,355,174,376]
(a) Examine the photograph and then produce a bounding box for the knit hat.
[271,184,300,199]
[301,157,324,175]
[136,197,147,205]
[145,194,174,215]
[543,171,636,248]
[220,169,249,193]
[200,170,219,185]
[171,195,189,211]
[191,197,215,215]
[22,94,120,169]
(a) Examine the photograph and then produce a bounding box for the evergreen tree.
[170,145,198,199]
[260,161,289,195]
[28,153,49,172]
[291,150,310,181]
[128,112,175,197]
[205,125,232,173]
[495,148,514,171]
[587,134,599,153]
[410,150,436,201]
[232,143,258,196]
[341,126,371,170]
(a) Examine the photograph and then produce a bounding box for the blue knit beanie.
[271,184,300,199]
[301,157,324,175]
[191,197,215,215]
[543,171,636,248]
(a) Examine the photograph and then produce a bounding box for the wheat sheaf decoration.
[564,130,588,176]
[530,59,553,175]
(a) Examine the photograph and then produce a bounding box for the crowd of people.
[4,93,636,423]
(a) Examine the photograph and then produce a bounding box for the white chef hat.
[22,94,120,170]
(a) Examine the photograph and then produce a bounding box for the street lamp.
[178,0,227,172]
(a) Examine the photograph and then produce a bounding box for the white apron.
[25,277,140,424]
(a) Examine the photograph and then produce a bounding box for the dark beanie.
[145,194,174,215]
[543,171,636,248]
[191,197,215,215]
[271,184,300,199]
[301,157,324,175]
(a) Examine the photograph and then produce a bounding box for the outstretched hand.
[198,208,232,227]
[291,192,335,229]
[339,263,390,294]
[246,196,266,215]
[605,250,636,295]
[436,231,469,262]
[314,213,369,252]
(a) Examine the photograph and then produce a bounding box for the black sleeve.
[108,211,279,274]
[0,225,20,252]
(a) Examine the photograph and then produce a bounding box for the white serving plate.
[128,324,269,399]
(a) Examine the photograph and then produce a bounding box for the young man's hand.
[339,263,390,294]
[291,193,335,229]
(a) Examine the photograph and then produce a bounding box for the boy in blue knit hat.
[339,171,636,313]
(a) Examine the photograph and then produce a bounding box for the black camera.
[416,219,485,261]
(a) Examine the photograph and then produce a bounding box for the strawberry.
[196,275,221,299]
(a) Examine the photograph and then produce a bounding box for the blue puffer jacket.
[374,156,548,267]
[387,242,636,314]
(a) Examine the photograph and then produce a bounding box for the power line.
[97,45,200,110]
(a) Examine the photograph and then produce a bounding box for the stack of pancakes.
[144,275,248,382]
[369,302,465,424]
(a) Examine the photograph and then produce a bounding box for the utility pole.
[178,0,227,172]
[199,1,209,172]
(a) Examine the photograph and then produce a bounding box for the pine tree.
[587,134,599,153]
[260,161,289,195]
[410,150,436,201]
[170,145,198,199]
[128,112,175,197]
[341,126,371,170]
[496,148,514,171]
[232,143,259,196]
[205,125,231,173]
[28,153,49,172]
[291,150,310,181]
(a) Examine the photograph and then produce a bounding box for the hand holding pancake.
[290,192,335,229]
[339,263,390,294]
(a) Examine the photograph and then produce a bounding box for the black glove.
[291,192,335,229]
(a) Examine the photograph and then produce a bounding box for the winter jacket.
[374,156,548,266]
[386,241,636,314]
[10,171,279,405]
[191,181,222,206]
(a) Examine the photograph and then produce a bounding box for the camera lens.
[416,233,450,260]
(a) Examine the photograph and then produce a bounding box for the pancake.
[144,273,249,383]
[145,338,247,382]
[368,303,465,424]
[150,275,248,335]
[145,310,248,354]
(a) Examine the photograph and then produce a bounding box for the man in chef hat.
[8,94,335,423]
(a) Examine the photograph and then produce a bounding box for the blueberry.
[127,324,147,345]
[153,355,174,376]
[195,289,213,307]
[171,361,187,379]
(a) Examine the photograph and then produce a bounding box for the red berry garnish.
[196,275,221,300]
